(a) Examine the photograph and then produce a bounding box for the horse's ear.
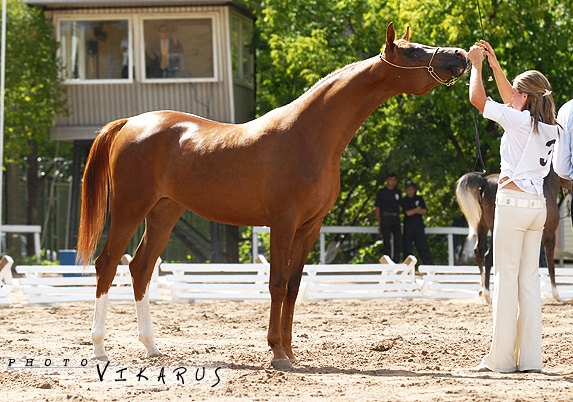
[401,26,411,42]
[385,22,396,50]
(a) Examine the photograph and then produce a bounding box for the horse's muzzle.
[451,54,471,78]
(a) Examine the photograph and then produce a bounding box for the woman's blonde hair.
[513,70,558,132]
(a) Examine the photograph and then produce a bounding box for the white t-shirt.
[483,98,559,195]
[553,99,573,180]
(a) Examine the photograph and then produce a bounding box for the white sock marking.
[135,287,161,357]
[91,294,109,359]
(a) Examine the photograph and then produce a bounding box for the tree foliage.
[2,0,68,259]
[245,0,573,263]
[2,0,66,161]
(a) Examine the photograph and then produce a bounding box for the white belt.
[496,196,545,209]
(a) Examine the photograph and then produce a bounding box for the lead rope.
[472,107,487,174]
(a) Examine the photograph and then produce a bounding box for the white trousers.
[481,188,545,372]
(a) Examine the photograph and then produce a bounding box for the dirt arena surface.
[1,298,572,401]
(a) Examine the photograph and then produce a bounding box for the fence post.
[320,232,326,264]
[252,228,258,263]
[448,234,454,266]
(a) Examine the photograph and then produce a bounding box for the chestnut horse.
[456,169,570,302]
[77,23,468,369]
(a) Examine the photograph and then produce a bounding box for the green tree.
[245,0,573,263]
[2,0,67,256]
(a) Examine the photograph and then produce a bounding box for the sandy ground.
[1,297,572,401]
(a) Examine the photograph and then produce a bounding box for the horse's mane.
[298,59,366,100]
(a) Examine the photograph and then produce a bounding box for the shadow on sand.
[218,361,572,383]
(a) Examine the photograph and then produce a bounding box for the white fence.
[251,226,469,265]
[7,255,162,306]
[419,265,491,299]
[161,262,271,302]
[3,255,573,306]
[14,265,161,305]
[302,263,422,300]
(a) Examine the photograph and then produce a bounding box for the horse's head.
[381,23,469,95]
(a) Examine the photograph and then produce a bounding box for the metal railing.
[252,226,469,265]
[1,225,42,260]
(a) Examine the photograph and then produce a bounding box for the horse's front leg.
[268,224,296,370]
[280,221,322,363]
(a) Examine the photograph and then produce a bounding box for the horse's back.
[104,110,276,225]
[117,110,231,143]
[103,108,336,227]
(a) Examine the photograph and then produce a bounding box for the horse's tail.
[77,118,128,266]
[455,173,486,238]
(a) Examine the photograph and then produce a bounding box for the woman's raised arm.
[468,45,487,112]
[478,40,512,104]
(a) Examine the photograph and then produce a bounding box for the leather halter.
[379,47,462,87]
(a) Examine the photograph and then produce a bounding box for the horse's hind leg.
[483,241,493,304]
[92,214,147,360]
[474,226,488,301]
[129,198,185,357]
[542,231,560,301]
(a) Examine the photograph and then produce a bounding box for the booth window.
[59,19,131,82]
[142,18,215,81]
[231,16,254,87]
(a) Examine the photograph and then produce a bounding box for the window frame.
[230,13,254,89]
[138,12,220,84]
[55,14,135,85]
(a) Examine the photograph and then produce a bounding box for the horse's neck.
[291,56,397,158]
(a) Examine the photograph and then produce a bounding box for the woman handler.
[467,40,560,373]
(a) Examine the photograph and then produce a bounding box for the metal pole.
[252,228,258,263]
[319,232,325,264]
[448,233,454,266]
[0,0,7,254]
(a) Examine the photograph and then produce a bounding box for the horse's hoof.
[147,351,163,358]
[484,290,491,305]
[90,354,109,362]
[552,288,561,302]
[271,359,292,371]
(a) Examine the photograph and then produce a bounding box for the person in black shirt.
[375,173,402,261]
[401,180,434,265]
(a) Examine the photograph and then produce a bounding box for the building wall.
[46,5,239,140]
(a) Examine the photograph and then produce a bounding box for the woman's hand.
[468,44,484,68]
[477,40,500,69]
